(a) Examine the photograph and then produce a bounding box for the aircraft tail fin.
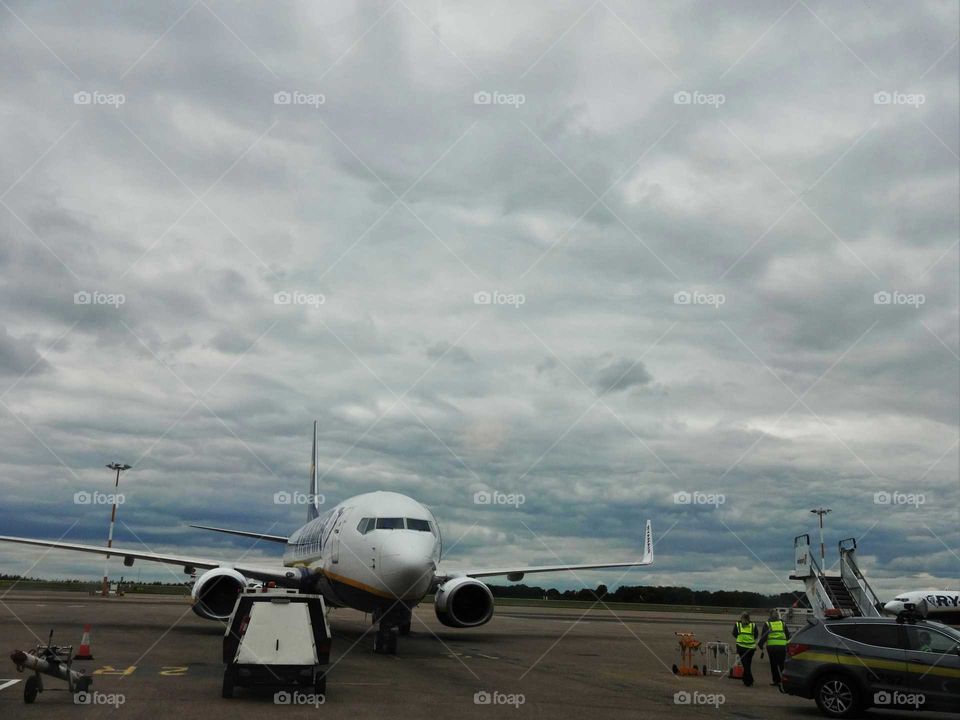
[307,420,320,521]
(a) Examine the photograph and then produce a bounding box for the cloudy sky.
[0,0,957,599]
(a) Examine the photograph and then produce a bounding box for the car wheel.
[814,674,860,718]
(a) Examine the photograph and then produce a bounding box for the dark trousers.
[767,645,786,684]
[736,646,755,686]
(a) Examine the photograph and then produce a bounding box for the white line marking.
[336,682,392,686]
[0,679,22,692]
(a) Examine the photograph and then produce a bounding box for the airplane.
[883,590,960,625]
[0,422,654,654]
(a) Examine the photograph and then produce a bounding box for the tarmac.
[1,590,956,719]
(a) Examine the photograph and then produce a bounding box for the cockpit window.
[406,518,431,532]
[357,518,374,534]
[375,517,405,530]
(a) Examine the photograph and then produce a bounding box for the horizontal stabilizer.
[189,524,288,544]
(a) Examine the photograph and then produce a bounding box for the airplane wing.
[441,519,654,581]
[0,535,300,586]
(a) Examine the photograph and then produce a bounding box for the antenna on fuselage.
[308,420,320,521]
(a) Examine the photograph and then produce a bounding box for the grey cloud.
[0,326,51,377]
[591,356,653,394]
[426,340,474,364]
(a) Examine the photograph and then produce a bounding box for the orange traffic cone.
[74,624,94,660]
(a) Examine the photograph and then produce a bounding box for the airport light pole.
[810,506,831,566]
[102,463,131,597]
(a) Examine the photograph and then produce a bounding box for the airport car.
[781,616,960,717]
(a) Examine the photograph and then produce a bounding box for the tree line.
[490,582,805,608]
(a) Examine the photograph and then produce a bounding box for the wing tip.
[643,519,654,565]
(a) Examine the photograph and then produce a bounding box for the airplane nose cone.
[380,537,435,598]
[883,601,900,615]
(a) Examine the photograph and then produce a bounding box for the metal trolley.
[705,641,733,676]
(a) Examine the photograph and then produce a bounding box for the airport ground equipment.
[705,641,732,676]
[779,605,816,633]
[10,630,93,703]
[222,587,331,699]
[671,632,707,676]
[790,535,883,619]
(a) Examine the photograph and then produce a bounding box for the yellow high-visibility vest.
[736,622,757,648]
[767,620,787,646]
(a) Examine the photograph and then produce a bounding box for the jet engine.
[434,576,494,628]
[190,568,246,620]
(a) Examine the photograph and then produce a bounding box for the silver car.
[781,616,960,717]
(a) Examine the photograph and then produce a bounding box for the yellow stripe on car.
[792,651,960,679]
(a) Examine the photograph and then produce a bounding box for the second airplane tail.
[307,420,321,521]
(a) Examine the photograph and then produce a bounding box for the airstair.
[790,534,883,618]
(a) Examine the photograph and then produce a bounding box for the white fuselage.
[282,491,441,612]
[883,590,960,622]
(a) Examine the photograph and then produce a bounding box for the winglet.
[307,420,320,521]
[642,519,654,565]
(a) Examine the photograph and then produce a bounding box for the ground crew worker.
[759,609,791,685]
[732,611,757,686]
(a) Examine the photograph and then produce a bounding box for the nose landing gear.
[372,606,412,655]
[373,625,399,654]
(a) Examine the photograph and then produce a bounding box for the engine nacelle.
[190,568,246,621]
[434,576,494,628]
